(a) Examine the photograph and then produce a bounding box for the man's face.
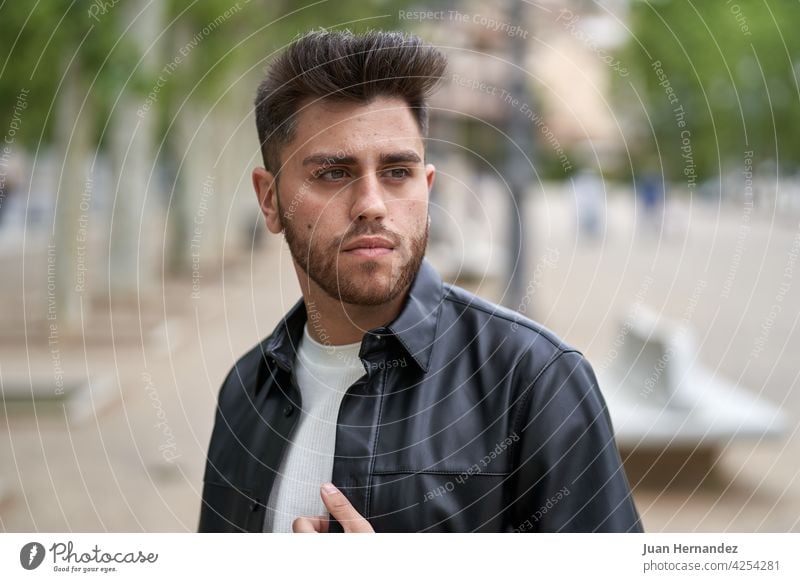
[254,95,435,306]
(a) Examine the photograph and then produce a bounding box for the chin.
[336,271,405,306]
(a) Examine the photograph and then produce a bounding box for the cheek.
[300,200,347,245]
[292,196,334,230]
[388,194,426,211]
[389,199,428,228]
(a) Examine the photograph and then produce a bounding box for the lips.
[341,235,395,258]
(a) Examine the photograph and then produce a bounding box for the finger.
[292,515,328,533]
[320,482,374,533]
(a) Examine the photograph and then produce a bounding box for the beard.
[279,204,428,307]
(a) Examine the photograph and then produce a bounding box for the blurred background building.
[1,0,799,532]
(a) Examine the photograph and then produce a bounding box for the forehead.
[286,95,424,163]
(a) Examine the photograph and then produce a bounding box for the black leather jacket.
[198,259,643,532]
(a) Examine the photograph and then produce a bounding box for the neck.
[295,265,410,346]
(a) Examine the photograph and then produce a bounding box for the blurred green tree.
[0,2,143,148]
[0,2,143,328]
[615,0,800,186]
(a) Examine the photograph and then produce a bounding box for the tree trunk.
[108,0,163,299]
[53,60,92,333]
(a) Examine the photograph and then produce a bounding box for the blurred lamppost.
[501,0,535,313]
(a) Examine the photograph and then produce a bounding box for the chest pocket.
[367,469,510,532]
[366,404,520,532]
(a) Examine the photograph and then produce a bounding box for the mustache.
[335,223,402,249]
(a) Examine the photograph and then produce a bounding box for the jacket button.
[283,404,294,417]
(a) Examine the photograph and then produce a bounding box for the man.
[198,29,642,533]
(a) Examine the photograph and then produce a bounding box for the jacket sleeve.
[507,350,643,532]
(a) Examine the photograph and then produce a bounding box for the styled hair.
[254,29,447,174]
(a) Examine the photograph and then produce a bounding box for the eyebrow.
[302,149,422,167]
[302,153,357,167]
[380,150,422,165]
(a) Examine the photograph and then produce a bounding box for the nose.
[350,172,387,222]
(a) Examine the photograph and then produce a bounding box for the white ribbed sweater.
[263,323,366,532]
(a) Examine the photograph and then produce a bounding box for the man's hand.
[292,482,375,533]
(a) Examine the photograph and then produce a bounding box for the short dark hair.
[254,29,447,174]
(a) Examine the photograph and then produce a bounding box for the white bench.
[596,306,787,450]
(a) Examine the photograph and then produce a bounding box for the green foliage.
[0,2,141,148]
[615,0,800,183]
[157,0,413,103]
[0,0,435,149]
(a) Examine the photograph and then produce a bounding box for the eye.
[315,168,348,181]
[383,167,411,179]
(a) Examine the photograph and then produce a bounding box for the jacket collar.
[381,258,442,372]
[262,258,443,380]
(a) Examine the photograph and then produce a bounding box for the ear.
[252,167,282,234]
[425,163,436,192]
